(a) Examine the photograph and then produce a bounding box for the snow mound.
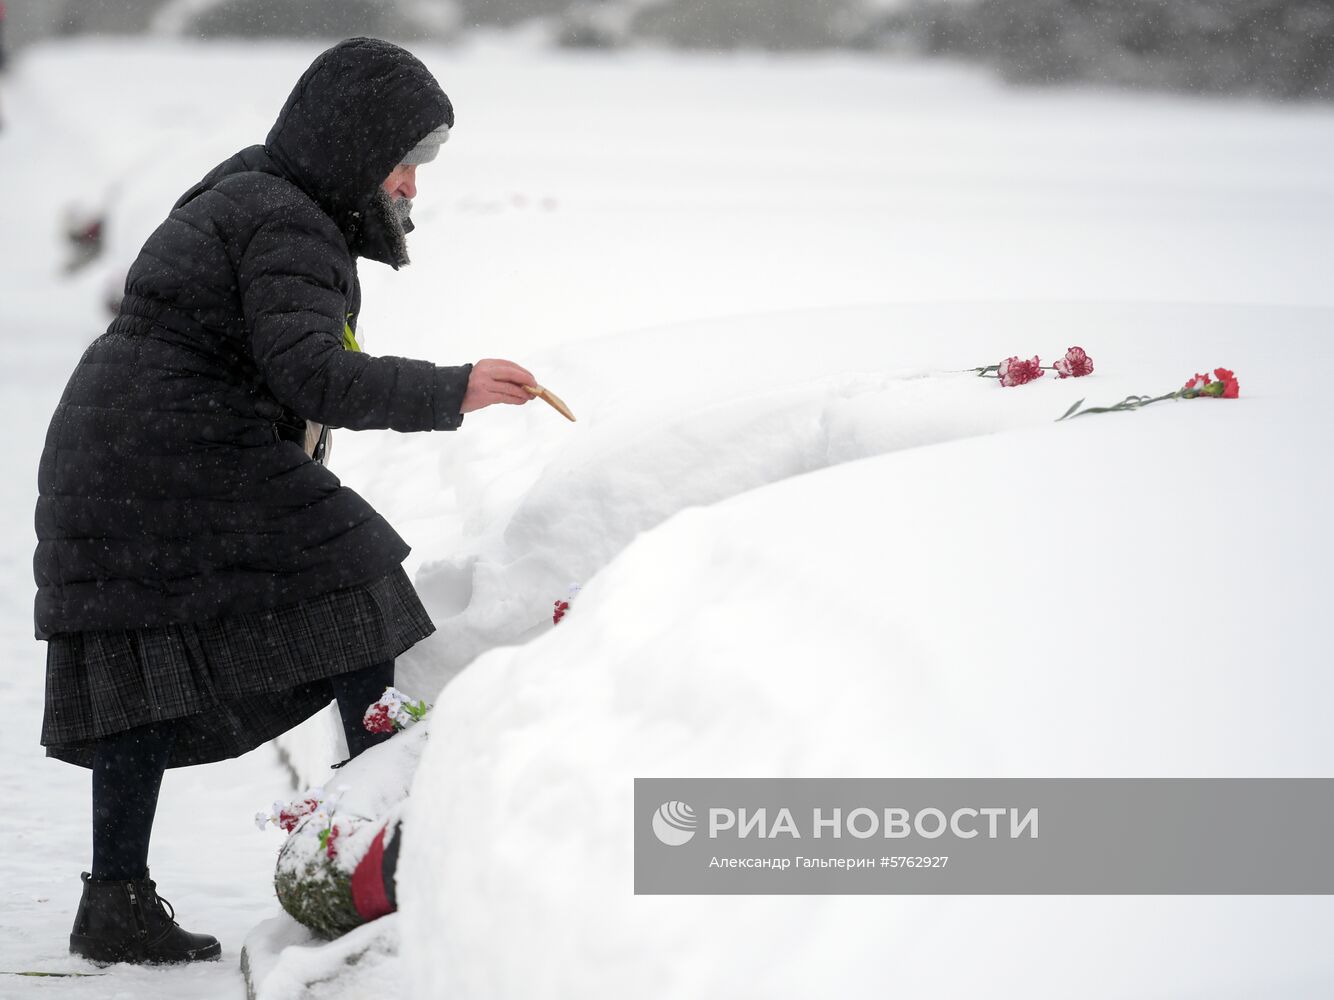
[394,299,1321,694]
[396,303,1334,998]
[242,912,401,1000]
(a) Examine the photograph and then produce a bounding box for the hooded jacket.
[33,38,466,639]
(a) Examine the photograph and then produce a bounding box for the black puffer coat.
[34,38,468,639]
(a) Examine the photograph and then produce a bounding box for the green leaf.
[1058,399,1085,421]
[2,971,107,978]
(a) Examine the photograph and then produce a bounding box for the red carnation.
[363,704,395,734]
[998,355,1045,387]
[325,823,341,860]
[1059,364,1239,420]
[1054,346,1094,379]
[277,796,320,834]
[1183,372,1211,392]
[1194,367,1240,399]
[553,600,570,625]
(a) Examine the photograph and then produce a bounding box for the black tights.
[90,660,396,881]
[91,718,176,881]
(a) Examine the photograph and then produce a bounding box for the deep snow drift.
[399,301,1334,999]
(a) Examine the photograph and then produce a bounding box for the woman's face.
[382,163,418,202]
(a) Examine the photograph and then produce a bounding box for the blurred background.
[4,0,1332,333]
[2,0,1332,100]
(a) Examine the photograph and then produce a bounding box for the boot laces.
[143,880,178,925]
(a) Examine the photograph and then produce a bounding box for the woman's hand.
[460,359,538,413]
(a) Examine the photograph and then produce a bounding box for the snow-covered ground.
[1,36,1332,999]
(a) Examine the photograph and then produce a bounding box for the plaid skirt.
[41,566,435,769]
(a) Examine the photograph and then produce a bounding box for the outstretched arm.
[239,213,472,431]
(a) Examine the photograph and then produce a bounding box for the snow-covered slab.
[240,913,320,999]
[241,912,401,1000]
[397,303,1334,997]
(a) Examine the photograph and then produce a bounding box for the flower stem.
[1058,389,1184,421]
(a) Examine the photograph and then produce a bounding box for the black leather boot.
[69,870,221,965]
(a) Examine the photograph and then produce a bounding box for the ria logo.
[652,800,698,846]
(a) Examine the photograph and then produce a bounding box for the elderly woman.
[34,38,534,965]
